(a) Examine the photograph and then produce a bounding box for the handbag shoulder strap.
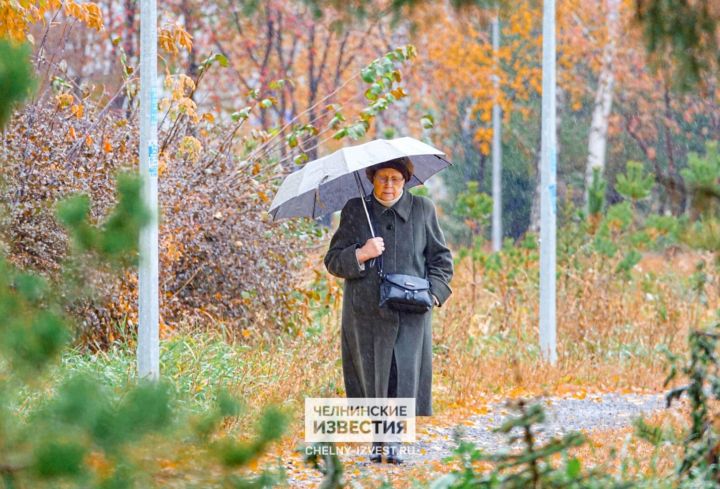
[418,194,429,280]
[367,191,427,280]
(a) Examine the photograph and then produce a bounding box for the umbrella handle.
[353,171,377,269]
[353,171,375,238]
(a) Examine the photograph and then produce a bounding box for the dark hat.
[365,157,414,183]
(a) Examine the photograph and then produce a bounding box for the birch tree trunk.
[584,0,619,208]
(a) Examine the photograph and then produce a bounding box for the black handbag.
[367,197,434,314]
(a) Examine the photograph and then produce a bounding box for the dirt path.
[285,392,671,486]
[391,393,667,464]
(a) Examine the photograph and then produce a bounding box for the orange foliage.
[63,0,102,31]
[0,0,103,41]
[0,0,60,41]
[408,0,622,153]
[159,23,192,55]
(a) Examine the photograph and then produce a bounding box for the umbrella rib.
[312,188,317,219]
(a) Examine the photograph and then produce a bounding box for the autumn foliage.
[1,93,319,345]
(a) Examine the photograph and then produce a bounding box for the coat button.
[386,224,393,230]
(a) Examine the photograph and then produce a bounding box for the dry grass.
[154,245,717,486]
[433,249,718,408]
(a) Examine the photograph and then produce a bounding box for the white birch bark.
[584,0,619,208]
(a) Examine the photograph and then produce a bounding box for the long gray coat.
[323,189,454,416]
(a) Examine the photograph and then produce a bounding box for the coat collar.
[366,187,413,222]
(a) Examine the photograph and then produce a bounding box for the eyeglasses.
[376,176,405,185]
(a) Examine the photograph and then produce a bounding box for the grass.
[12,246,716,486]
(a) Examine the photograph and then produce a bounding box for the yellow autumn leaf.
[507,386,528,398]
[390,88,406,99]
[179,74,195,92]
[70,103,84,118]
[84,2,103,31]
[55,93,74,108]
[174,25,193,51]
[177,135,202,162]
[158,29,177,54]
[176,97,199,123]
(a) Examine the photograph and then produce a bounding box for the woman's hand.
[356,237,385,264]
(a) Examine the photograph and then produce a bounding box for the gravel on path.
[285,393,673,486]
[341,393,669,466]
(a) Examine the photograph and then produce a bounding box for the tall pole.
[539,0,557,364]
[138,0,160,380]
[491,14,503,252]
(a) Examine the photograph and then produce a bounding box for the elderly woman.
[323,157,454,464]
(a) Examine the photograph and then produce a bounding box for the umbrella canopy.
[268,137,451,222]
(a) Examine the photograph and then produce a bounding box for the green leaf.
[215,53,229,67]
[566,457,581,478]
[203,52,228,68]
[268,79,286,90]
[381,57,394,74]
[231,107,252,122]
[328,114,345,129]
[364,87,378,101]
[361,67,376,83]
[347,122,368,140]
[421,114,435,129]
[332,128,348,140]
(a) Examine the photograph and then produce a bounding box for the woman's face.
[373,168,405,201]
